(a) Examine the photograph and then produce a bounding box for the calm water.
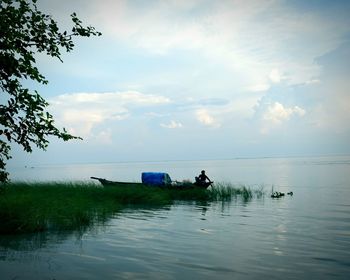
[1,156,350,279]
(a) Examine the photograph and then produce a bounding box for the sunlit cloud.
[16,0,350,164]
[90,0,350,88]
[247,84,270,92]
[49,91,171,137]
[259,102,306,134]
[269,69,283,83]
[160,120,183,129]
[263,102,305,125]
[93,129,113,144]
[195,109,220,128]
[305,79,320,85]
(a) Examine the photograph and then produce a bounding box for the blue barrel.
[141,172,172,186]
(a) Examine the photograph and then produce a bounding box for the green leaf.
[0,0,101,182]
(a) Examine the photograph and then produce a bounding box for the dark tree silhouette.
[0,0,101,182]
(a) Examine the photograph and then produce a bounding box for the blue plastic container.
[141,172,172,186]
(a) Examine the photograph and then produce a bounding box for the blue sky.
[11,0,350,166]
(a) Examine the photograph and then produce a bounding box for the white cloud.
[262,102,306,126]
[269,69,282,83]
[195,109,220,128]
[305,79,320,85]
[247,69,284,92]
[93,129,113,144]
[247,84,270,92]
[308,80,350,133]
[90,0,350,87]
[118,91,170,104]
[293,106,306,117]
[160,120,183,129]
[49,91,171,138]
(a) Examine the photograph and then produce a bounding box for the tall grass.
[0,181,264,234]
[0,182,115,234]
[209,182,265,201]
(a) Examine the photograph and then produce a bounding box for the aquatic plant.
[209,182,265,201]
[0,182,119,234]
[0,181,265,234]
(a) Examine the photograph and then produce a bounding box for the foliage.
[0,0,101,182]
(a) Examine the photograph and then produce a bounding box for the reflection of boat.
[91,172,212,189]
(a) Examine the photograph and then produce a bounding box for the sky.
[10,0,350,166]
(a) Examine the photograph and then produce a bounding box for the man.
[195,170,213,188]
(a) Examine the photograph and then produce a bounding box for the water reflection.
[0,205,168,254]
[0,231,79,253]
[0,198,254,254]
[1,180,349,279]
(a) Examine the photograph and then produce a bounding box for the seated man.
[195,170,213,188]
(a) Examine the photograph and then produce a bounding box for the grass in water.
[0,181,264,234]
[210,182,264,201]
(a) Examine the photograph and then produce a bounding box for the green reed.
[0,181,264,234]
[209,182,265,201]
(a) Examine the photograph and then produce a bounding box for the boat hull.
[90,177,211,189]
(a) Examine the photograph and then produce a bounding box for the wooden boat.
[91,177,144,187]
[91,174,212,189]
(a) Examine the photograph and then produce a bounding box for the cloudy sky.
[11,0,350,166]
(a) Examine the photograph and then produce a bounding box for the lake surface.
[1,156,350,279]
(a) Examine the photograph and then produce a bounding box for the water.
[1,156,350,279]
